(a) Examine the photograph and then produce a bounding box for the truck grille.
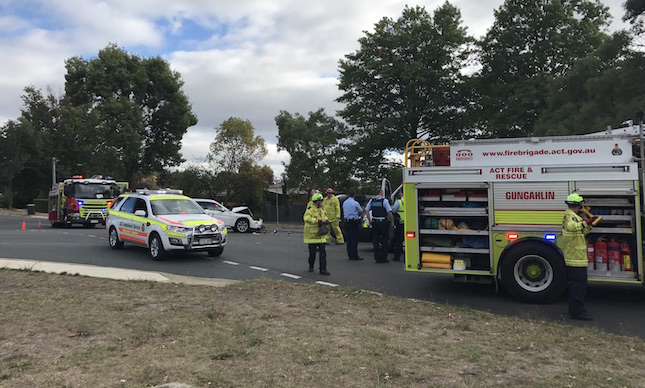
[79,201,108,219]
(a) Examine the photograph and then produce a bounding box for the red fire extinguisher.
[595,238,608,271]
[608,240,621,272]
[587,241,595,270]
[621,241,632,272]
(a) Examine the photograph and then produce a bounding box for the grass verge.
[0,269,643,387]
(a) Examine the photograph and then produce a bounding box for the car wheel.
[500,241,566,303]
[108,226,124,249]
[207,247,224,257]
[234,218,250,233]
[149,233,167,261]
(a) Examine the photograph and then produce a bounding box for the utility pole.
[51,157,57,188]
[275,181,281,224]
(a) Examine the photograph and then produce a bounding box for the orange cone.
[21,221,26,231]
[38,221,42,229]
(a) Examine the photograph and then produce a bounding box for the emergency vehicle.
[48,175,122,228]
[106,189,227,260]
[402,125,645,303]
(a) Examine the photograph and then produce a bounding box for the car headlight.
[218,223,226,232]
[167,225,192,234]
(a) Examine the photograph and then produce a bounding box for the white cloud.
[0,0,631,181]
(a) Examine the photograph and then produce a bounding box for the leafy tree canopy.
[206,117,272,208]
[64,43,197,186]
[276,109,355,192]
[337,3,472,163]
[475,0,611,138]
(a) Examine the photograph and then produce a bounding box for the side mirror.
[134,210,146,217]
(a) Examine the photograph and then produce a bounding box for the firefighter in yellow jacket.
[562,193,596,321]
[304,193,330,275]
[322,188,344,245]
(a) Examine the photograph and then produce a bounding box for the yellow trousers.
[329,219,344,243]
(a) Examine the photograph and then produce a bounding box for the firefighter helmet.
[565,193,584,205]
[326,188,334,194]
[312,193,324,202]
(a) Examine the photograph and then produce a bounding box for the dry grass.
[0,269,643,388]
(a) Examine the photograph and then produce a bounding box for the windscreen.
[69,183,121,199]
[150,199,205,215]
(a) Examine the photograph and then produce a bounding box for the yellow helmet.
[565,193,584,205]
[312,193,324,202]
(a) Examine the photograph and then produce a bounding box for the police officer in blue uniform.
[365,188,394,263]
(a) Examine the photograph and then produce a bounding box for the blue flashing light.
[77,200,84,206]
[544,233,556,241]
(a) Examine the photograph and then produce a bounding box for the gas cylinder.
[621,241,632,272]
[587,241,595,271]
[595,238,608,271]
[608,240,621,272]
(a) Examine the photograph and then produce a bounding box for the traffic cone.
[38,221,42,229]
[21,221,26,231]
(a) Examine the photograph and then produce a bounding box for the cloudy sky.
[0,0,629,178]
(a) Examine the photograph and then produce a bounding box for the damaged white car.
[194,198,264,233]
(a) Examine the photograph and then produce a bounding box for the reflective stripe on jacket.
[322,195,341,222]
[396,198,404,224]
[562,208,591,267]
[303,205,329,244]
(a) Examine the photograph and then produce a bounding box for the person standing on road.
[323,188,344,245]
[342,190,365,261]
[365,188,394,263]
[563,192,595,321]
[391,189,405,262]
[303,193,331,275]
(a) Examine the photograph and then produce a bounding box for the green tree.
[275,109,354,192]
[624,0,645,35]
[474,0,611,138]
[337,3,472,171]
[207,117,272,210]
[0,120,41,207]
[533,32,641,135]
[64,44,197,186]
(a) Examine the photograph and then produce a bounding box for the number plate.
[199,238,212,245]
[90,220,99,224]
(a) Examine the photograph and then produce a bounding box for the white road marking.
[222,260,240,265]
[280,273,301,279]
[250,266,269,272]
[315,281,338,287]
[88,235,96,238]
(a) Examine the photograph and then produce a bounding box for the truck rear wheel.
[500,241,566,303]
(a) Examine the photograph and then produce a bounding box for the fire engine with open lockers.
[402,125,645,303]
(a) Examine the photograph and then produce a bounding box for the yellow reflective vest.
[303,204,329,244]
[562,208,591,267]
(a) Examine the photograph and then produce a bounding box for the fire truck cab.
[48,175,122,228]
[403,128,644,303]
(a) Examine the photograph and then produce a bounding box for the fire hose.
[581,206,603,226]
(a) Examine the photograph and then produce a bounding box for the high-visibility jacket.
[562,208,591,267]
[303,204,329,244]
[396,198,404,224]
[322,194,341,222]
